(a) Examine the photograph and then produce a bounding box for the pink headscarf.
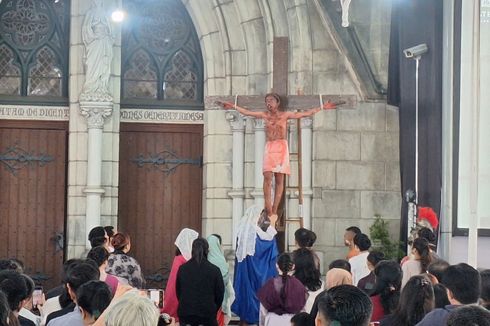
[326,268,353,290]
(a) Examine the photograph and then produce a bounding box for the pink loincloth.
[263,139,291,175]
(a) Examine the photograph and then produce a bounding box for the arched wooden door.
[118,123,203,287]
[0,120,67,289]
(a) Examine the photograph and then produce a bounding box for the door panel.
[0,120,67,289]
[118,123,203,286]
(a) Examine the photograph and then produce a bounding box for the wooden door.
[118,123,203,287]
[0,120,67,289]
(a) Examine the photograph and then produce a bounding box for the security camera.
[403,43,428,59]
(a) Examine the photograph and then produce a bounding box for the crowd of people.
[1,210,490,326]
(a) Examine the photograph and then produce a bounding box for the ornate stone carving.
[301,117,313,129]
[225,110,246,131]
[79,103,112,129]
[253,118,265,131]
[80,0,114,102]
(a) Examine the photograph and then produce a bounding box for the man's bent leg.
[263,171,273,216]
[272,173,285,215]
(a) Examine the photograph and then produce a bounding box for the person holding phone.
[19,274,43,326]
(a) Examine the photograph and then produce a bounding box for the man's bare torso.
[264,111,288,141]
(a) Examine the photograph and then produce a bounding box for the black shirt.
[176,259,225,326]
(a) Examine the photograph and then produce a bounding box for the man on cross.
[218,93,336,221]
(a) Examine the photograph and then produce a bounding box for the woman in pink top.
[401,238,433,288]
[162,228,199,321]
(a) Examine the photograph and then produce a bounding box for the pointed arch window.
[121,0,203,109]
[0,0,70,103]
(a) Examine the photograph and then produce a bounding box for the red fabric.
[162,255,187,320]
[105,274,119,295]
[216,308,225,326]
[417,207,439,229]
[370,295,385,322]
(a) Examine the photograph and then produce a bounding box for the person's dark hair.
[427,259,450,283]
[290,312,312,326]
[104,226,115,238]
[294,228,316,248]
[346,226,361,235]
[0,291,9,326]
[433,283,450,308]
[373,260,402,315]
[442,263,481,304]
[76,280,112,321]
[66,259,100,293]
[480,269,490,309]
[9,260,24,273]
[87,246,110,267]
[367,251,385,267]
[0,260,22,273]
[265,92,281,107]
[328,259,351,273]
[317,285,372,326]
[21,274,35,298]
[277,253,294,308]
[390,275,434,326]
[88,226,107,248]
[59,259,83,308]
[111,233,130,252]
[412,238,432,273]
[353,233,371,251]
[0,270,28,312]
[293,248,322,292]
[447,305,490,326]
[417,227,436,244]
[191,238,209,264]
[211,234,222,245]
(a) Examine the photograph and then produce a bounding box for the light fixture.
[111,9,126,23]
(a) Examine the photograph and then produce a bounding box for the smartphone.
[147,289,164,309]
[32,286,43,309]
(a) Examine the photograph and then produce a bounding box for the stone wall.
[311,103,400,270]
[59,0,399,264]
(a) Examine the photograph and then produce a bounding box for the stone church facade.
[0,0,404,284]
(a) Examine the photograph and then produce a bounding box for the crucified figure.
[218,93,337,221]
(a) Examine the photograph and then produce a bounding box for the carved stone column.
[301,117,313,229]
[251,118,265,208]
[226,111,246,249]
[80,101,112,249]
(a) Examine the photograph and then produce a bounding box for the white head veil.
[236,205,275,263]
[175,228,199,261]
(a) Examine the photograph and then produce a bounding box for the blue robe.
[231,236,278,324]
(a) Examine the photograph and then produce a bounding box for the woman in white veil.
[162,228,199,321]
[232,206,279,325]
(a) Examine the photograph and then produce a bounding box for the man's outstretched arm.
[287,101,337,119]
[216,100,266,118]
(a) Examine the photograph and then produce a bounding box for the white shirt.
[349,251,370,286]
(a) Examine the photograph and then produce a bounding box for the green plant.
[369,215,404,260]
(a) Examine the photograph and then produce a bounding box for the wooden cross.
[209,37,357,250]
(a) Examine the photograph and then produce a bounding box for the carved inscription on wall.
[0,105,69,120]
[120,108,204,124]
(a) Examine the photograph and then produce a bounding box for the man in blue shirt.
[416,263,481,326]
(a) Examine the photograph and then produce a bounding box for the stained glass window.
[0,0,69,100]
[121,0,203,107]
[0,44,21,95]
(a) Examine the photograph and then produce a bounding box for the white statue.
[81,0,114,102]
[341,0,352,27]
